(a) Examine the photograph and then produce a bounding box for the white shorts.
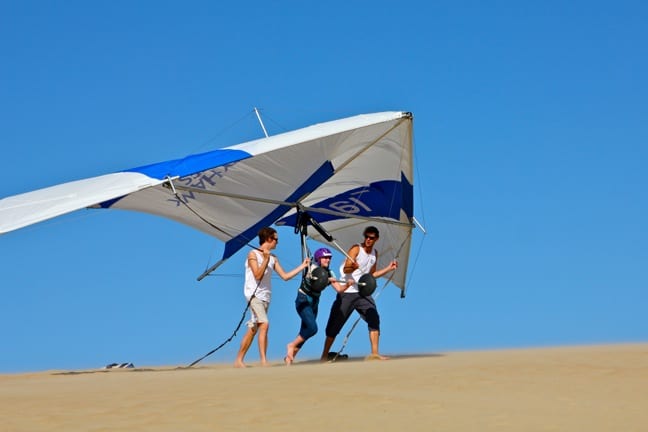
[246,297,269,328]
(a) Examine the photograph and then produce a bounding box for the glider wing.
[0,111,415,291]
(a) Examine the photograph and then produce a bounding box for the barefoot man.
[320,226,398,361]
[234,227,309,368]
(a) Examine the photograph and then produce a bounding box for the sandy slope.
[1,344,646,431]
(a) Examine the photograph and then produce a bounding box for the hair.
[363,226,379,237]
[257,227,277,245]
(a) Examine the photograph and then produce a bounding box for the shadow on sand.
[53,352,444,375]
[292,352,444,366]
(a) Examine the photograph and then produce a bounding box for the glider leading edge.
[0,111,416,294]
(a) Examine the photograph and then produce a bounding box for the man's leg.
[320,336,336,361]
[234,326,257,368]
[359,297,389,360]
[368,329,389,360]
[257,322,269,366]
[321,294,354,361]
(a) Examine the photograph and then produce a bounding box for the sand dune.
[1,344,646,431]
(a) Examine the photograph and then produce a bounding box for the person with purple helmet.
[284,247,350,365]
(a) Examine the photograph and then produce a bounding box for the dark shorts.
[325,292,380,337]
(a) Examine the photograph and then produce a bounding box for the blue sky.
[1,1,646,373]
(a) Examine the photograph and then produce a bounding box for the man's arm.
[372,251,398,278]
[274,257,310,281]
[248,250,270,280]
[342,245,360,274]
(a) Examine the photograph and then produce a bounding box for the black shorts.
[325,292,380,337]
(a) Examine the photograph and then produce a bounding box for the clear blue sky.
[1,1,646,373]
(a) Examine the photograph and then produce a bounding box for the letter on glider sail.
[0,111,415,294]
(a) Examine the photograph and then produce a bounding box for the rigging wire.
[164,177,269,281]
[398,125,428,298]
[190,109,260,155]
[185,293,253,368]
[259,111,289,134]
[156,110,260,183]
[165,178,241,241]
[412,128,427,230]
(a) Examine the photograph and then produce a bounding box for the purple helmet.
[313,248,333,264]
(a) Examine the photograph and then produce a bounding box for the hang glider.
[0,111,415,294]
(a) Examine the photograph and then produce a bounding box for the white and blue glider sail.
[0,111,414,292]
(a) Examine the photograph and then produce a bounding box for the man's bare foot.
[233,360,247,368]
[285,344,296,361]
[365,354,390,361]
[284,356,293,366]
[260,360,270,367]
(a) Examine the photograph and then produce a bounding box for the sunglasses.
[364,235,377,240]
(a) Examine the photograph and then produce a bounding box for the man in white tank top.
[320,226,398,361]
[234,227,309,368]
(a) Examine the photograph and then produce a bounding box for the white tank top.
[339,244,376,294]
[244,250,275,302]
